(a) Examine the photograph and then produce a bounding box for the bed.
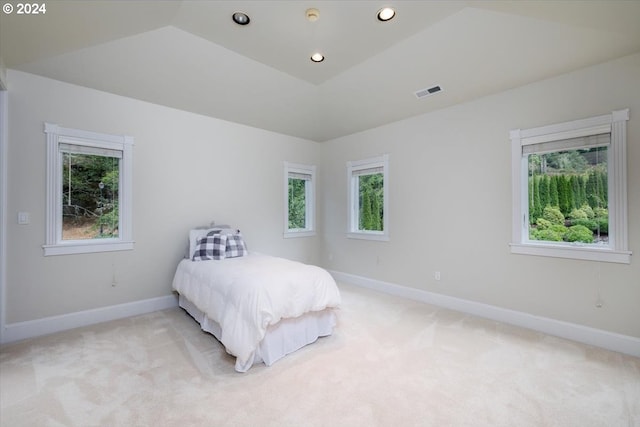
[172,226,341,372]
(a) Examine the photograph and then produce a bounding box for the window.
[510,109,630,263]
[284,162,315,238]
[347,154,389,241]
[44,123,134,256]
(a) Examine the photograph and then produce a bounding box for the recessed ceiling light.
[232,12,250,25]
[377,7,396,22]
[310,52,325,63]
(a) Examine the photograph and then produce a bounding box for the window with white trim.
[347,154,389,241]
[510,109,630,263]
[284,162,316,238]
[44,123,134,256]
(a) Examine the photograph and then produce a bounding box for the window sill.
[510,243,631,264]
[347,232,389,242]
[43,240,134,256]
[283,230,316,239]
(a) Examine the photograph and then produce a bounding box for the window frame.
[43,123,134,256]
[347,154,389,241]
[283,162,316,238]
[509,109,630,264]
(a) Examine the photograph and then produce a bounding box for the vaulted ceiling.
[2,1,639,141]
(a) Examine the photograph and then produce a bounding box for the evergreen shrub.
[565,225,594,243]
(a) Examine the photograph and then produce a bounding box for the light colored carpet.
[1,283,639,427]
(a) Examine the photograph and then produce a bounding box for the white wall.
[320,53,640,338]
[4,53,639,343]
[4,70,321,325]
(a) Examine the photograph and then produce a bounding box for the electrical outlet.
[434,271,441,281]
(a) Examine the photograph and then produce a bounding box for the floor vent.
[415,85,442,99]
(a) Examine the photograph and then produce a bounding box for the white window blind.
[522,133,610,156]
[288,171,312,181]
[59,143,123,159]
[352,166,384,176]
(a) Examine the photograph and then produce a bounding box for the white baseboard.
[330,270,640,358]
[0,294,178,345]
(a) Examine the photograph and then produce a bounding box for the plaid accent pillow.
[192,234,227,261]
[225,233,248,258]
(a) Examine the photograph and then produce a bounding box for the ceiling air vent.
[415,85,442,99]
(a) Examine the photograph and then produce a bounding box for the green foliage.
[62,153,119,238]
[593,207,608,234]
[526,146,608,244]
[539,175,549,209]
[543,150,588,172]
[358,173,383,231]
[288,178,306,229]
[580,204,595,219]
[529,175,542,224]
[570,218,597,231]
[530,218,566,241]
[570,175,584,208]
[530,220,594,244]
[530,229,561,241]
[101,169,118,189]
[568,208,587,220]
[92,201,119,237]
[558,175,573,216]
[371,191,381,231]
[565,225,594,243]
[549,175,559,208]
[62,154,118,210]
[579,174,588,207]
[535,218,552,230]
[361,190,373,230]
[531,195,608,243]
[586,169,607,209]
[567,204,608,235]
[542,206,564,225]
[596,217,608,234]
[593,207,608,218]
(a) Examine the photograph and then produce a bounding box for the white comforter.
[172,253,341,371]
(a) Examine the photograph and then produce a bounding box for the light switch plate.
[18,211,30,225]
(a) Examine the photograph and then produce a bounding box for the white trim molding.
[0,294,178,344]
[0,89,7,343]
[331,270,640,358]
[283,161,316,238]
[346,154,389,241]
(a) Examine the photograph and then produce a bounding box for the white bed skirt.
[178,294,337,371]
